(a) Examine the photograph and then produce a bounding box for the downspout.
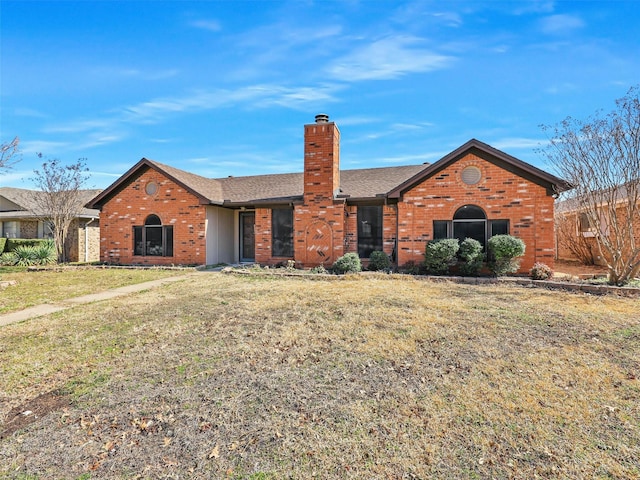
[84,217,96,263]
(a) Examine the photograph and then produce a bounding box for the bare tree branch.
[540,86,640,285]
[0,137,20,170]
[30,158,91,263]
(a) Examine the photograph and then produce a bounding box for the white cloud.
[492,137,545,150]
[327,36,453,81]
[90,66,179,81]
[36,83,342,156]
[190,19,222,32]
[13,108,48,119]
[539,14,585,35]
[20,140,71,155]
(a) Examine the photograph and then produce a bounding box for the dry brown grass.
[0,272,638,479]
[0,266,191,314]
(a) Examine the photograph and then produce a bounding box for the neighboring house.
[0,187,102,262]
[555,185,640,266]
[87,114,571,272]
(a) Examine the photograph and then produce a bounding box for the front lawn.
[0,266,191,314]
[0,273,638,479]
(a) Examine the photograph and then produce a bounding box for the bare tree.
[554,209,597,265]
[540,86,640,285]
[1,137,20,170]
[31,157,91,263]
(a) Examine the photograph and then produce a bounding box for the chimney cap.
[315,113,330,124]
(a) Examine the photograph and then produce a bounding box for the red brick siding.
[396,153,556,272]
[255,208,277,265]
[99,168,206,265]
[295,121,345,268]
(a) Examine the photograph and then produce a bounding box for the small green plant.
[13,245,37,266]
[0,251,18,266]
[33,240,57,265]
[310,264,328,274]
[0,237,6,254]
[488,234,525,276]
[332,252,362,274]
[368,250,391,271]
[424,238,459,274]
[530,262,553,280]
[458,238,484,276]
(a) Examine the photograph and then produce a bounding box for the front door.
[239,212,255,262]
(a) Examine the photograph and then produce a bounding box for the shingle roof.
[215,164,427,204]
[87,159,429,208]
[0,187,101,218]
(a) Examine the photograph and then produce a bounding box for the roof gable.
[0,187,31,211]
[87,158,225,209]
[387,139,572,198]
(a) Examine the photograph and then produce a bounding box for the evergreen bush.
[488,235,525,276]
[424,238,459,274]
[368,250,391,271]
[6,238,49,251]
[458,237,484,276]
[332,252,362,274]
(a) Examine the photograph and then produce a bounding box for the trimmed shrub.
[368,250,391,271]
[458,237,484,276]
[0,237,6,254]
[488,235,525,276]
[332,252,362,274]
[530,262,553,280]
[424,238,459,274]
[6,238,50,251]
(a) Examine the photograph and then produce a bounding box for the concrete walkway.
[0,274,195,328]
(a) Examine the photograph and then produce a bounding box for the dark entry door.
[240,212,255,262]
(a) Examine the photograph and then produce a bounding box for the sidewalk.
[0,274,195,328]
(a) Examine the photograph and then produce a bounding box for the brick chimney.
[303,113,340,203]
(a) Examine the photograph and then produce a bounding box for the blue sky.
[1,0,639,190]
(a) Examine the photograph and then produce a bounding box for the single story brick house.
[0,187,102,262]
[87,114,570,271]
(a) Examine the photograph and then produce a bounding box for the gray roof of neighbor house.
[0,187,102,219]
[87,139,572,209]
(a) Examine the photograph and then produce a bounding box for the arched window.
[133,214,173,257]
[453,205,487,248]
[433,205,509,250]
